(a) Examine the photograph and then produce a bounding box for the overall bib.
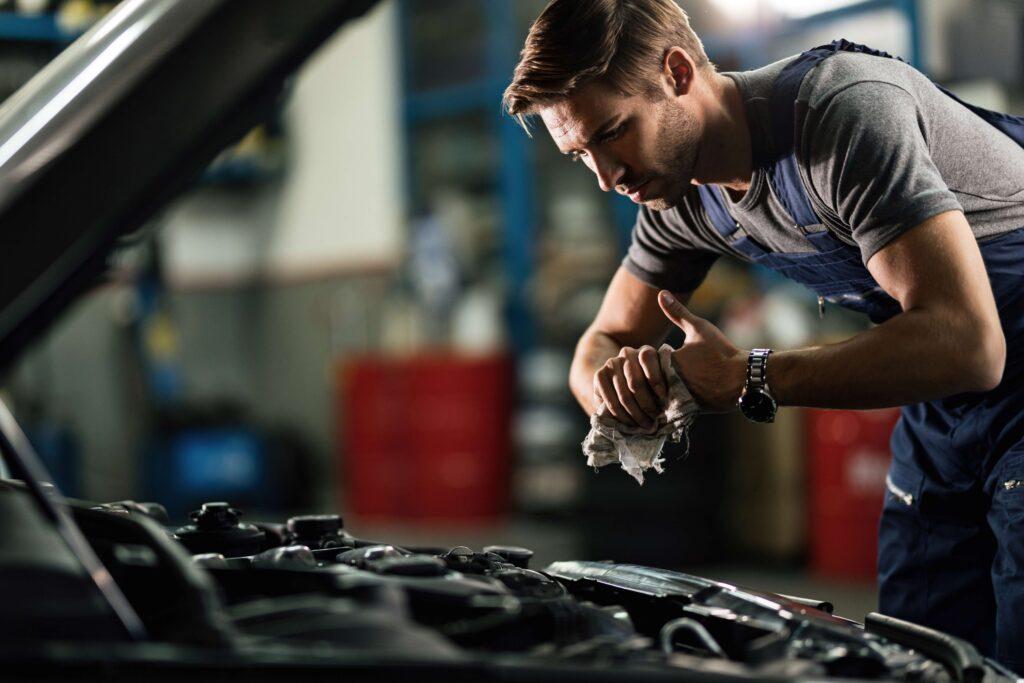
[698,41,1024,671]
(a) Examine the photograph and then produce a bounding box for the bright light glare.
[710,0,866,20]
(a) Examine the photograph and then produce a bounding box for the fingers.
[636,345,668,403]
[611,362,653,428]
[620,359,661,426]
[658,290,701,335]
[593,348,667,427]
[619,346,663,415]
[594,365,636,427]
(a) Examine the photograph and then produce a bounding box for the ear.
[661,47,696,98]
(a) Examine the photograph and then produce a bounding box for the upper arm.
[867,209,1005,388]
[867,210,998,325]
[589,266,689,348]
[807,81,963,264]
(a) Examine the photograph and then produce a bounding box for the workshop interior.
[1,0,1022,679]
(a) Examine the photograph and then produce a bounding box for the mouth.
[624,179,652,204]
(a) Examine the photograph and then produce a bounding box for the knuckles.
[595,346,668,393]
[637,345,657,364]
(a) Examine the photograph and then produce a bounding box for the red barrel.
[805,407,900,581]
[338,353,513,523]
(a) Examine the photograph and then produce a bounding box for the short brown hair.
[503,0,712,128]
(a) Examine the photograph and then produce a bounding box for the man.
[503,0,1024,672]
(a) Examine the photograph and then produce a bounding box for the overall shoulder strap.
[767,41,894,230]
[695,42,857,238]
[697,184,739,238]
[770,39,1024,230]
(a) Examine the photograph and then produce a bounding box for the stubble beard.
[642,102,701,212]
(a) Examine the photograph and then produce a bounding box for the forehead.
[538,82,632,151]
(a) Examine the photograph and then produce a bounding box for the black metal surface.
[174,502,267,556]
[542,561,939,679]
[865,612,986,683]
[69,502,235,645]
[0,479,127,643]
[0,484,1016,681]
[779,594,834,614]
[0,398,146,640]
[0,0,378,375]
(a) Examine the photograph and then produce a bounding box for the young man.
[504,0,1024,672]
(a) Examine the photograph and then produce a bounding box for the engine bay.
[3,484,1010,682]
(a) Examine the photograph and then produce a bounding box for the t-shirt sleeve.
[805,81,964,264]
[622,205,719,293]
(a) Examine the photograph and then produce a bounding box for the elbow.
[568,353,586,401]
[962,323,1006,393]
[569,326,602,413]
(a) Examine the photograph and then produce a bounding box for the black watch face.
[739,389,777,423]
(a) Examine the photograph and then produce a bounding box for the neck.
[693,72,753,192]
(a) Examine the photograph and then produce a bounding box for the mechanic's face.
[540,80,702,211]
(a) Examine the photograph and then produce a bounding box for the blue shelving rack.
[399,0,538,351]
[399,0,641,352]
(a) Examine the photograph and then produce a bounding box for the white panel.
[161,187,278,285]
[162,1,402,288]
[269,0,403,277]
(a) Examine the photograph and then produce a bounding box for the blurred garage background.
[1,0,1021,618]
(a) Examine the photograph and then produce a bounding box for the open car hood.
[0,0,377,375]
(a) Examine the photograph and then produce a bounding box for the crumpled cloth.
[582,344,700,485]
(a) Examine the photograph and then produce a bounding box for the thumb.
[658,290,700,333]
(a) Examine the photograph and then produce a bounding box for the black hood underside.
[0,0,378,375]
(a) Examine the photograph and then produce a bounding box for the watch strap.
[747,348,772,392]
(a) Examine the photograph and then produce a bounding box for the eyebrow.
[564,116,621,155]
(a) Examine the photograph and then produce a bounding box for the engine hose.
[659,618,726,658]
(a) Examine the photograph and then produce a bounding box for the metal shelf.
[399,0,537,351]
[405,80,500,123]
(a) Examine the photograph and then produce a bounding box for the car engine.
[3,485,1008,682]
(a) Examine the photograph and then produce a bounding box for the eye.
[570,150,587,163]
[599,123,626,143]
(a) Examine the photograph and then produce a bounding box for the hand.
[592,345,669,428]
[658,291,748,412]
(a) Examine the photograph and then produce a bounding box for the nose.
[591,151,625,193]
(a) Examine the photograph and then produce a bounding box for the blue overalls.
[698,40,1024,672]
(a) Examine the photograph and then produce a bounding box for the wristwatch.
[738,348,777,423]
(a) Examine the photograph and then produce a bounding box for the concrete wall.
[5,289,140,500]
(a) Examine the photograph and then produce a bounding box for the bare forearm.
[770,308,1005,410]
[570,326,620,414]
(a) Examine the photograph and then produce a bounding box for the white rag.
[582,344,700,485]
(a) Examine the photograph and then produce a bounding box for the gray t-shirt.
[624,52,1024,293]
